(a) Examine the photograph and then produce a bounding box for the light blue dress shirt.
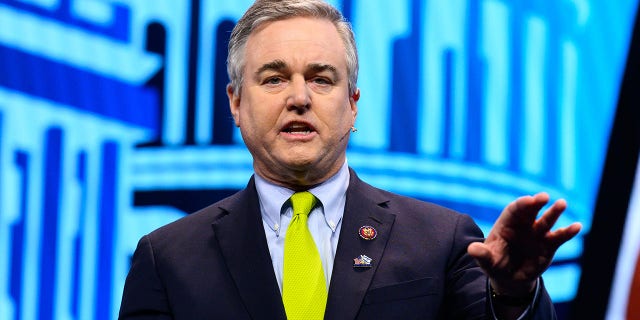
[255,161,350,293]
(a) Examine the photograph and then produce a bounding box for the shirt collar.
[255,161,350,233]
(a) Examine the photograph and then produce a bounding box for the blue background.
[0,0,637,319]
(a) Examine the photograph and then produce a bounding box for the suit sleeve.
[118,235,173,319]
[528,280,558,320]
[445,214,558,319]
[443,213,489,319]
[487,277,557,320]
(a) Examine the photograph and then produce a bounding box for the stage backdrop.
[0,0,637,319]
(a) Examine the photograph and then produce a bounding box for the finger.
[533,199,567,235]
[467,242,495,273]
[531,192,551,204]
[501,193,550,226]
[527,192,553,215]
[545,222,582,248]
[467,242,491,260]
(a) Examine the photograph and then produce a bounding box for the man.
[119,0,582,319]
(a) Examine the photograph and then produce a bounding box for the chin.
[278,150,315,165]
[285,159,316,171]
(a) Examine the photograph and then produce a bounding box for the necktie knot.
[290,191,317,217]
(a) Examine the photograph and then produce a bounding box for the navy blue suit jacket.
[119,169,557,319]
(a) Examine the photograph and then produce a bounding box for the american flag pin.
[353,254,373,268]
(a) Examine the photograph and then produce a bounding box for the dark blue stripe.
[185,0,199,144]
[0,45,159,131]
[38,127,64,320]
[72,152,88,318]
[545,14,561,184]
[464,0,484,163]
[508,4,525,172]
[95,142,118,320]
[389,0,421,153]
[341,0,353,22]
[0,0,130,41]
[137,22,167,147]
[9,145,27,320]
[442,49,455,158]
[212,20,236,145]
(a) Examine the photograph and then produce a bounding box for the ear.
[227,84,241,127]
[350,88,360,123]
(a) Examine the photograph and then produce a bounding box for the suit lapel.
[324,171,396,319]
[211,178,286,320]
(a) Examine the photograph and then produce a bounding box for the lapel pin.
[353,255,373,268]
[358,225,377,240]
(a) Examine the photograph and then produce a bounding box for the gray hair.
[227,0,359,95]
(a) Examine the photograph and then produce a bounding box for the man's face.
[228,17,359,188]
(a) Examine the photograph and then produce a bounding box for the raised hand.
[467,192,582,296]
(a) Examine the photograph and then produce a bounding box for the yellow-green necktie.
[282,191,327,320]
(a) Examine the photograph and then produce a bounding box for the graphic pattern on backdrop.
[0,0,637,319]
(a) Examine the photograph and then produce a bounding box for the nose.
[286,75,310,112]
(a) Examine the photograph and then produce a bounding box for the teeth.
[285,124,312,134]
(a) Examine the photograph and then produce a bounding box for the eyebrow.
[255,60,340,80]
[306,63,339,80]
[256,59,288,75]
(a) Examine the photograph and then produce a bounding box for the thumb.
[468,242,494,272]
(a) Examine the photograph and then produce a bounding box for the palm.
[468,193,582,294]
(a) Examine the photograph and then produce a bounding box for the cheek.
[241,104,281,134]
[336,102,357,125]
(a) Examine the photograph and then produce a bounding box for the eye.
[264,77,283,85]
[311,77,332,85]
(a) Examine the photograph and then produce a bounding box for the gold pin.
[358,225,377,240]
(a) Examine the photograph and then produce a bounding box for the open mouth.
[283,122,315,135]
